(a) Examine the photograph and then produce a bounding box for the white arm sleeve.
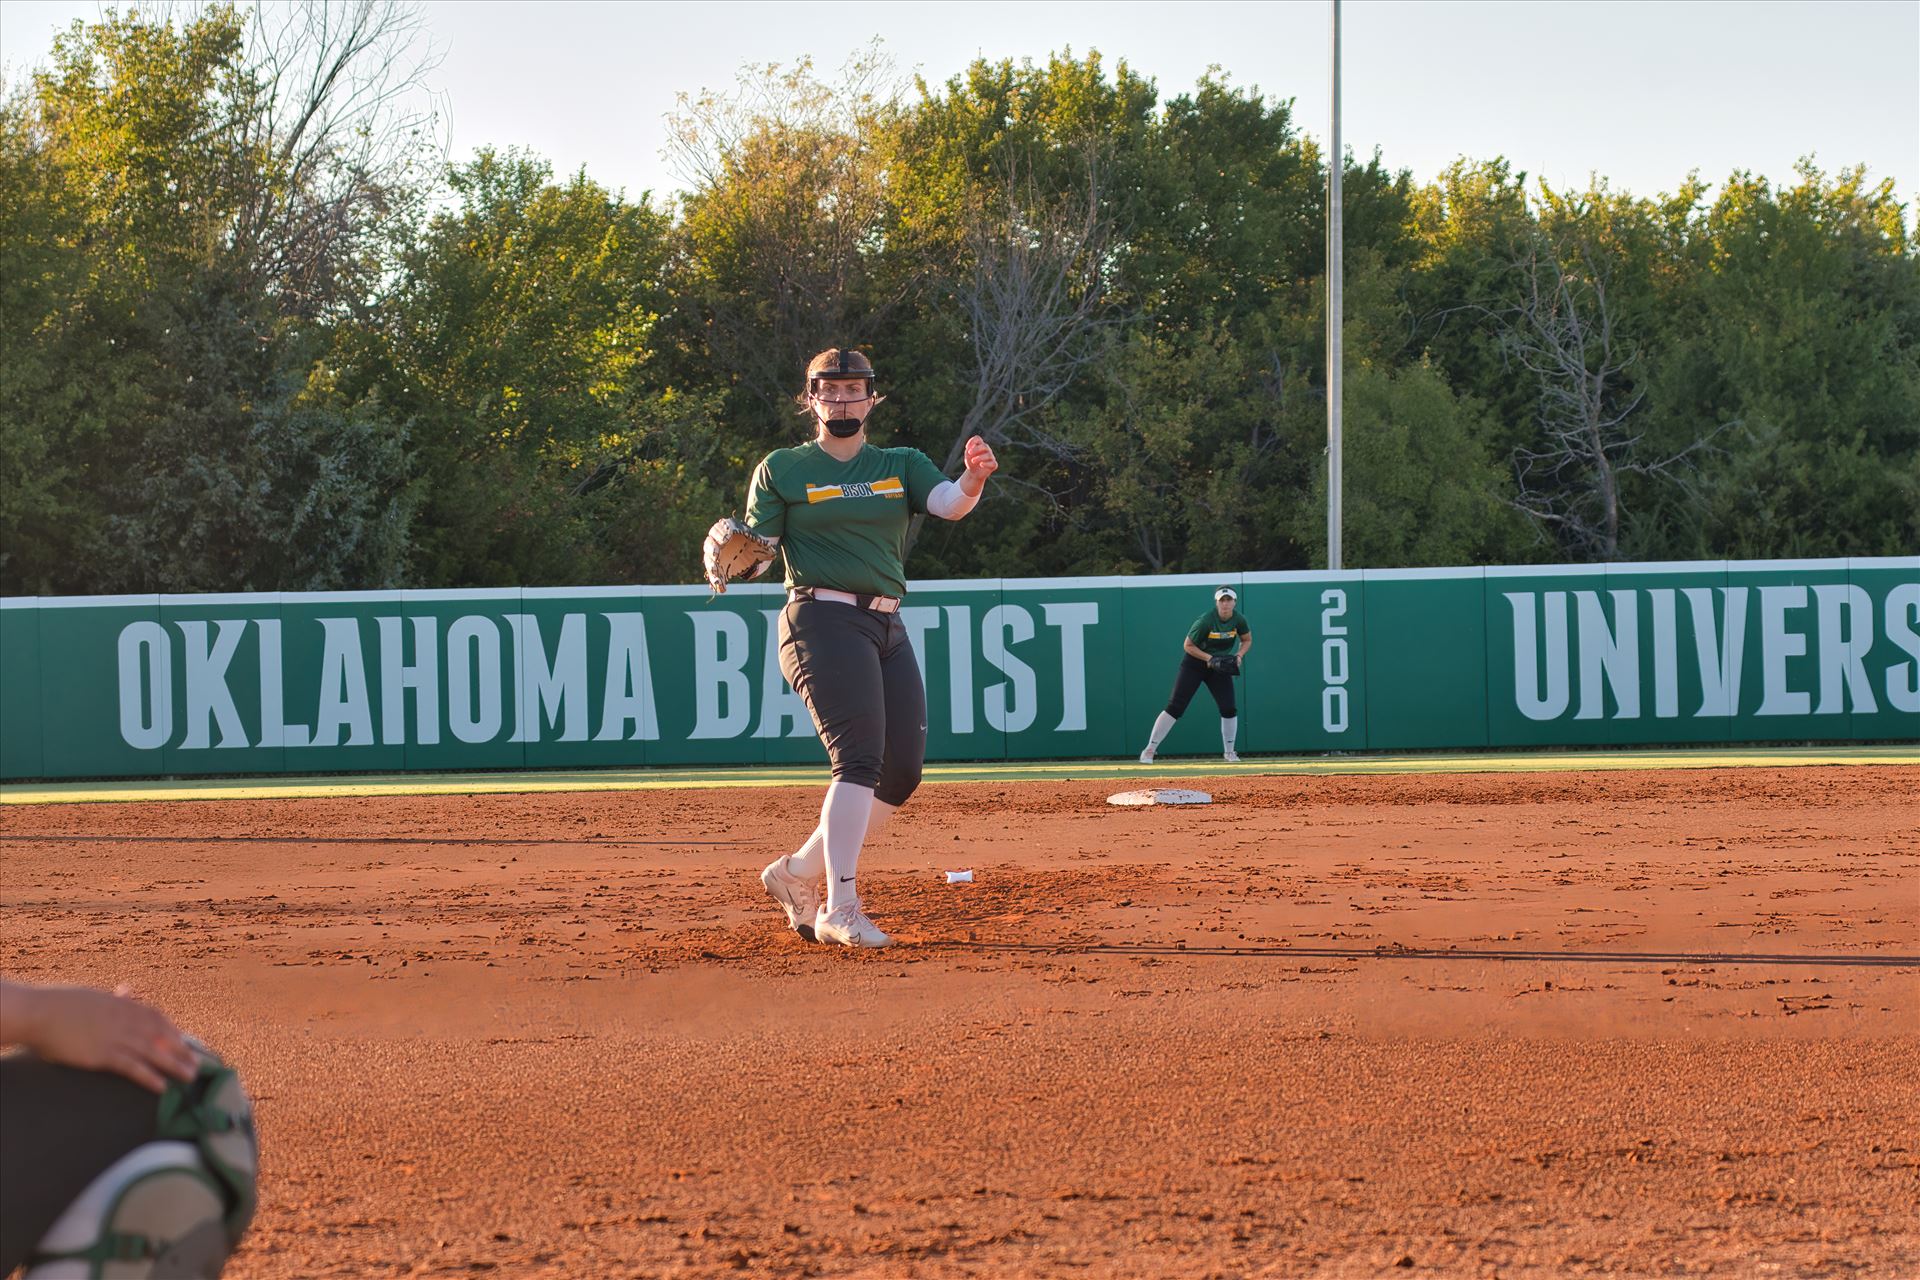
[926,480,980,521]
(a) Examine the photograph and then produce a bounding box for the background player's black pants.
[778,598,926,806]
[0,1054,163,1271]
[1164,655,1237,719]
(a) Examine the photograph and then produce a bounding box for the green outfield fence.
[2,558,1915,781]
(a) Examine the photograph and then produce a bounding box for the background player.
[703,347,997,948]
[1138,585,1253,764]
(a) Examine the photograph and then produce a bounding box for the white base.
[1106,788,1213,807]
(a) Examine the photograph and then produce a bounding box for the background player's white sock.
[821,780,876,912]
[785,796,896,883]
[1146,712,1177,750]
[1221,716,1238,754]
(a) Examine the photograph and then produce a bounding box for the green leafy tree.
[0,77,102,588]
[364,149,722,587]
[1667,164,1920,557]
[664,48,905,446]
[9,22,1914,592]
[1404,159,1543,452]
[0,4,424,594]
[1299,358,1530,567]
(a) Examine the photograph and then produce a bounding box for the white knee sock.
[785,795,896,884]
[821,780,876,912]
[783,826,826,882]
[1222,716,1238,753]
[1146,711,1177,749]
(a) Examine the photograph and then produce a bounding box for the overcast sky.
[3,0,1914,214]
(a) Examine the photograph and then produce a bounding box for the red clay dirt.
[2,764,1916,1278]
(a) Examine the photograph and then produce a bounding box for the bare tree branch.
[945,150,1125,468]
[233,0,448,319]
[900,148,1130,550]
[1496,233,1732,561]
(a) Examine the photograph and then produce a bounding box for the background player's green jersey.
[746,442,948,599]
[1188,610,1250,654]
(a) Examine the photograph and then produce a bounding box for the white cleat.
[1223,750,1240,763]
[761,857,821,942]
[1138,747,1156,764]
[814,901,892,948]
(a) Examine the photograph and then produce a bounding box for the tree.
[1297,358,1530,567]
[1403,158,1542,449]
[1497,230,1728,561]
[231,0,444,318]
[363,149,723,587]
[936,153,1124,480]
[1067,327,1299,573]
[0,4,430,594]
[664,48,908,444]
[0,76,100,589]
[1669,164,1920,558]
[9,23,1914,590]
[881,51,1157,496]
[887,59,1320,576]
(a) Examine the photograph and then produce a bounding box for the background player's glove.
[702,517,776,593]
[1208,653,1241,676]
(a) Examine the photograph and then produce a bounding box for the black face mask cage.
[808,349,876,438]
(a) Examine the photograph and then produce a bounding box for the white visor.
[1214,588,1237,601]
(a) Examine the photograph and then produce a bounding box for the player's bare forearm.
[0,979,199,1089]
[1184,641,1209,661]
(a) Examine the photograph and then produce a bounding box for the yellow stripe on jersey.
[806,476,907,503]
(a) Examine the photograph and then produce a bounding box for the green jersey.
[745,442,950,599]
[1188,610,1250,654]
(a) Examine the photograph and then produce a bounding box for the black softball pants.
[777,598,927,806]
[0,1055,165,1271]
[1164,655,1237,719]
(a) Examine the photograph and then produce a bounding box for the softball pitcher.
[1137,585,1253,763]
[702,348,997,948]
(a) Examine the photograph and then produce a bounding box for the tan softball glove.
[701,516,777,593]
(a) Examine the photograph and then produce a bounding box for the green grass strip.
[3,744,1913,805]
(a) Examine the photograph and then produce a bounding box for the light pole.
[1327,0,1344,571]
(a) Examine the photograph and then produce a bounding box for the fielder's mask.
[805,347,879,438]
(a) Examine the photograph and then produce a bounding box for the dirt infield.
[3,764,1916,1278]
